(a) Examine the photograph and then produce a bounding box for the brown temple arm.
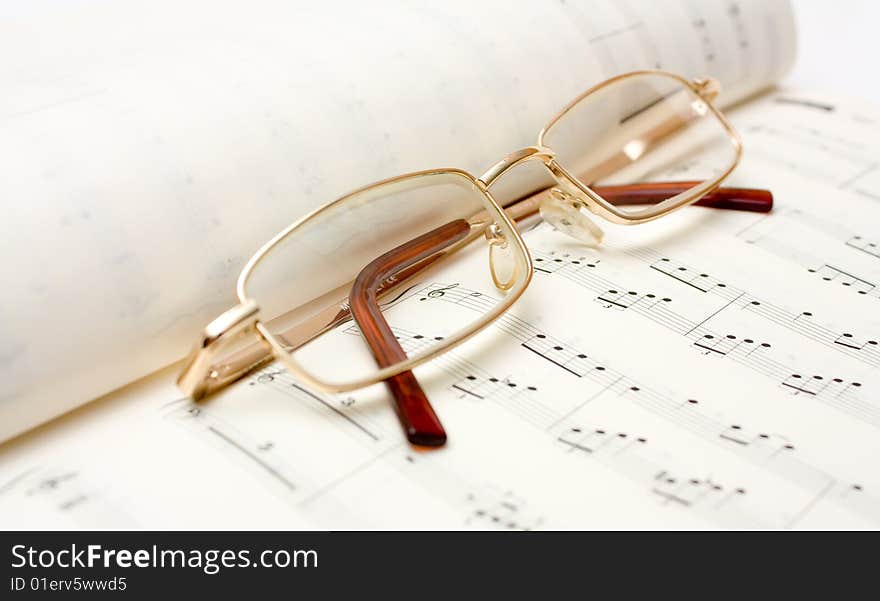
[349,219,473,446]
[596,181,772,213]
[348,181,771,446]
[188,181,772,412]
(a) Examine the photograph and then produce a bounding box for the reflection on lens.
[541,72,738,217]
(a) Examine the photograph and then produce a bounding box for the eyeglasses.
[178,70,769,446]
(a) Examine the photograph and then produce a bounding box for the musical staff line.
[208,426,296,492]
[784,480,835,529]
[558,421,763,526]
[0,468,38,496]
[417,282,880,526]
[290,383,380,442]
[249,367,382,443]
[845,235,880,260]
[529,250,877,427]
[631,249,880,368]
[686,293,745,335]
[546,376,625,431]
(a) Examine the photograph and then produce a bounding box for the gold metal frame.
[241,169,532,393]
[178,69,742,400]
[536,70,741,225]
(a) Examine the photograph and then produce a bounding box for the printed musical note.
[631,249,880,367]
[426,277,878,431]
[781,374,862,398]
[0,467,135,526]
[252,369,381,442]
[424,283,460,299]
[845,235,880,260]
[418,282,491,314]
[6,0,878,534]
[692,333,771,357]
[165,399,303,494]
[707,421,845,519]
[25,471,79,496]
[201,268,880,528]
[553,416,767,525]
[596,288,669,310]
[553,414,766,525]
[533,254,597,274]
[809,264,875,295]
[451,374,494,399]
[719,423,794,450]
[557,425,648,456]
[560,366,878,527]
[464,488,544,531]
[727,2,749,49]
[834,332,878,351]
[650,257,727,292]
[208,426,296,491]
[534,246,875,413]
[521,333,597,378]
[451,374,535,400]
[554,397,877,527]
[651,470,745,510]
[434,289,880,522]
[397,452,544,530]
[691,17,715,63]
[827,483,880,526]
[442,357,563,430]
[343,323,438,356]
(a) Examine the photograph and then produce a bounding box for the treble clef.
[427,283,459,299]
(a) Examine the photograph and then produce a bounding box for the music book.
[3,0,879,528]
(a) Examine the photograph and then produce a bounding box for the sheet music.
[4,82,880,529]
[0,0,796,442]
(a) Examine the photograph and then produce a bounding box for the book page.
[0,0,796,442]
[3,87,880,529]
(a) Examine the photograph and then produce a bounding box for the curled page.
[0,0,795,442]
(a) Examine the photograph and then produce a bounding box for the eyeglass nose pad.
[540,188,604,246]
[485,223,518,291]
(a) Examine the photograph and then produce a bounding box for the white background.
[786,0,880,102]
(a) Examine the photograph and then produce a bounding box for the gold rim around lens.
[236,168,533,393]
[537,69,742,224]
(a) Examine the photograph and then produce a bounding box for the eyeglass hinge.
[177,301,260,400]
[692,77,721,101]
